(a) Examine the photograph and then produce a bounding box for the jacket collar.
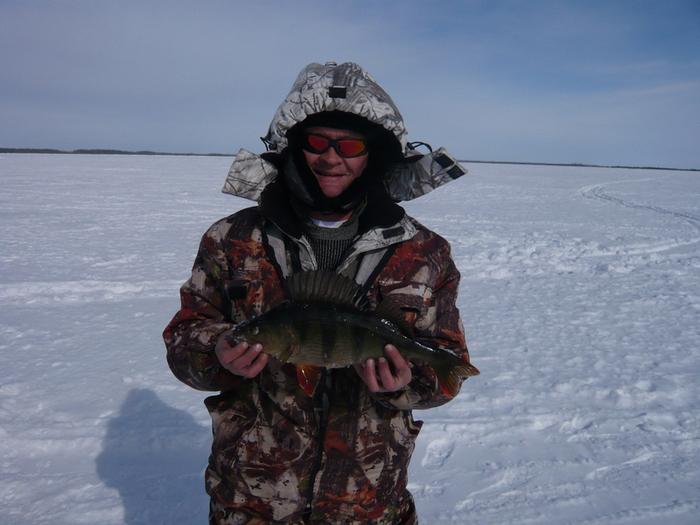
[259,176,406,241]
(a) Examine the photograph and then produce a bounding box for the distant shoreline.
[0,147,230,157]
[457,159,699,172]
[1,147,697,172]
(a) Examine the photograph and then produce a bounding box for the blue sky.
[1,0,699,168]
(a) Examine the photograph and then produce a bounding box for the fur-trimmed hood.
[222,62,467,203]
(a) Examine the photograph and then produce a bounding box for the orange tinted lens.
[306,134,330,153]
[337,139,367,157]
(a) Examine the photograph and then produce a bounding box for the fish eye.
[250,326,259,335]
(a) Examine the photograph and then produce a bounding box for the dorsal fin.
[374,295,414,338]
[285,270,363,308]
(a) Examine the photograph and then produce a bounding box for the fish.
[229,270,480,397]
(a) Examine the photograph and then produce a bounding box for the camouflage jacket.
[164,182,470,524]
[165,62,472,524]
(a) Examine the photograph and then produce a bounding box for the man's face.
[302,126,369,198]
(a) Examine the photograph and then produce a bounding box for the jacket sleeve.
[373,230,470,410]
[163,222,243,392]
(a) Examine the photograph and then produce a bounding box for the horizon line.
[1,147,697,173]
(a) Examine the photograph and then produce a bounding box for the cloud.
[1,0,699,168]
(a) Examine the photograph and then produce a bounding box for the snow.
[1,153,699,524]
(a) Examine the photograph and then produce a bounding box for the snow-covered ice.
[1,154,698,524]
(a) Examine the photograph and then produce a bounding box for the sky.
[1,0,699,169]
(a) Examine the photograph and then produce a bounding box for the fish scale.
[289,305,384,366]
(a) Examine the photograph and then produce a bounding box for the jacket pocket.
[205,383,259,461]
[205,383,315,515]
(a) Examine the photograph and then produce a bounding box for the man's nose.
[317,146,343,164]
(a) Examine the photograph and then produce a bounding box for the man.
[164,62,474,524]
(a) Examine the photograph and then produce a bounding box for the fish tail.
[433,355,480,398]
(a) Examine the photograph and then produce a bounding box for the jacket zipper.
[304,370,333,520]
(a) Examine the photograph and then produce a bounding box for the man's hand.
[215,330,268,378]
[354,344,412,393]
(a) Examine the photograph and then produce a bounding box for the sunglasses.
[302,133,369,158]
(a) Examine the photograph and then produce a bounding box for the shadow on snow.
[96,388,211,524]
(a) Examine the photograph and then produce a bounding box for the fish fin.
[285,271,363,308]
[433,354,480,398]
[297,365,322,396]
[374,296,414,338]
[268,345,294,373]
[278,345,294,365]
